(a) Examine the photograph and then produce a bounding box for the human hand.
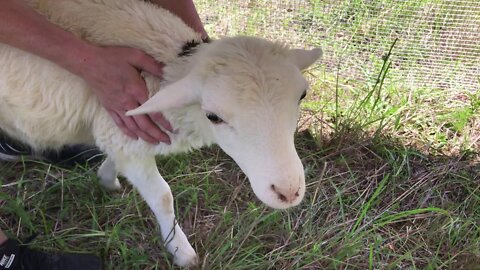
[77,45,172,144]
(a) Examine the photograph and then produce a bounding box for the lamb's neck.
[148,45,216,154]
[163,42,207,82]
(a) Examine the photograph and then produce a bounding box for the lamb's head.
[127,36,322,209]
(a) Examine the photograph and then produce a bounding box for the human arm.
[149,0,209,40]
[0,0,172,144]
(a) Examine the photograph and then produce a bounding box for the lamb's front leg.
[98,156,122,190]
[113,152,198,267]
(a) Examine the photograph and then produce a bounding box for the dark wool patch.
[178,37,211,57]
[178,40,201,57]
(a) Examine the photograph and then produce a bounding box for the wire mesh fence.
[196,0,480,92]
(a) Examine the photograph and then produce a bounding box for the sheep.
[0,0,322,267]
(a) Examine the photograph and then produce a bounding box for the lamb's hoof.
[100,177,122,191]
[173,245,198,268]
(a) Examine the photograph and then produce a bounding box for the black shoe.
[0,134,103,167]
[0,238,103,270]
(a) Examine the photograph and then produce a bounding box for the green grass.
[1,49,479,269]
[1,0,480,269]
[197,0,480,91]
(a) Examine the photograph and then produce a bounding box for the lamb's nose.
[270,184,300,203]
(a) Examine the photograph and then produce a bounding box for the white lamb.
[0,0,322,267]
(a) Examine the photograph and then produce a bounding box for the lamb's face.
[194,38,321,209]
[127,37,322,209]
[199,60,310,209]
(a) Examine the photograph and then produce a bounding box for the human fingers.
[150,112,174,133]
[111,99,163,144]
[128,48,165,78]
[132,114,171,144]
[121,81,168,142]
[120,112,160,144]
[124,67,174,134]
[108,110,137,139]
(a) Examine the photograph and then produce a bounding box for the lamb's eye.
[206,113,223,124]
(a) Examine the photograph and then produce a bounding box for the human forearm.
[0,0,171,144]
[147,0,208,40]
[0,0,96,77]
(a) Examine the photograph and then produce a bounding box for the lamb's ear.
[287,48,322,70]
[126,76,199,116]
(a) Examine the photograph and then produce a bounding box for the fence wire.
[196,0,480,91]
